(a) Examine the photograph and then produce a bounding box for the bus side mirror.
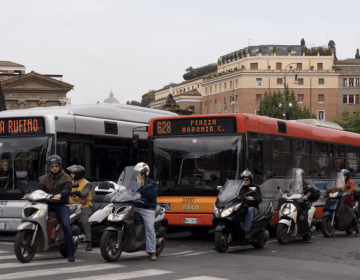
[56,142,67,161]
[248,139,259,155]
[132,134,139,149]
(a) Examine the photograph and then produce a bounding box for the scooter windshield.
[327,172,345,190]
[109,189,141,203]
[284,168,304,196]
[217,180,243,206]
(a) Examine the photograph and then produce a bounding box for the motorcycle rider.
[239,170,262,236]
[332,169,359,237]
[23,155,75,262]
[121,162,158,261]
[68,165,93,251]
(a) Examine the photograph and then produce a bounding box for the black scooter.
[99,185,168,262]
[212,181,273,253]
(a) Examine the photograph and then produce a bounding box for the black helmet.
[46,155,62,173]
[341,169,351,182]
[240,170,253,183]
[67,165,85,181]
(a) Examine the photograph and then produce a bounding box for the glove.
[71,191,81,197]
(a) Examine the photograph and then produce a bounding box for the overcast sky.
[1,0,359,105]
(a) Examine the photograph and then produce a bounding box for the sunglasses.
[243,178,250,182]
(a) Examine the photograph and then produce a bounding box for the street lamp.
[280,63,300,120]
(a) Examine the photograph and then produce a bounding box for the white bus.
[0,103,176,233]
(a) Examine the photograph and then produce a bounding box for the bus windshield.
[153,135,243,191]
[0,136,53,192]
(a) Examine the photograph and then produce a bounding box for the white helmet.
[134,162,150,179]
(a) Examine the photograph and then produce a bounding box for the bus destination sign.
[0,117,45,135]
[154,117,236,136]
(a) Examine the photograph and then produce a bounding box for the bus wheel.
[14,230,37,263]
[276,224,290,244]
[189,227,209,237]
[321,217,335,237]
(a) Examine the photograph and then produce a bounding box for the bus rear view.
[149,116,243,234]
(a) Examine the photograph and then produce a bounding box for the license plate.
[183,218,198,224]
[165,203,171,210]
[0,222,9,229]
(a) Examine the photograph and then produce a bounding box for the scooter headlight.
[213,204,219,217]
[28,193,41,200]
[221,203,242,218]
[282,208,291,216]
[22,208,45,218]
[329,192,338,198]
[108,213,125,221]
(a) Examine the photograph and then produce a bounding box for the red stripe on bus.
[165,213,213,226]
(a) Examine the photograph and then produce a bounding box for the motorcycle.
[99,185,168,262]
[14,182,82,263]
[212,180,273,253]
[321,172,356,237]
[276,168,320,244]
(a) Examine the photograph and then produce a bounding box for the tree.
[0,84,7,111]
[257,86,315,120]
[141,90,155,107]
[332,108,360,133]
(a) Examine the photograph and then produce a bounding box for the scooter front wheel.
[156,237,165,256]
[214,231,230,253]
[14,230,37,263]
[321,217,335,237]
[276,224,291,244]
[100,231,123,262]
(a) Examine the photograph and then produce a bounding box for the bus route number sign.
[0,117,45,135]
[154,117,236,136]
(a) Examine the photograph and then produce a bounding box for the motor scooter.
[212,180,273,253]
[321,172,356,237]
[14,182,82,263]
[99,185,168,262]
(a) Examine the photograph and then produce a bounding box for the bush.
[183,64,218,80]
[268,65,271,69]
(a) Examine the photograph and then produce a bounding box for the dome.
[104,91,120,104]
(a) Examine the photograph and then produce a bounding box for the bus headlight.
[221,203,242,218]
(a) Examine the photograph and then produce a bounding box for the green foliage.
[141,90,155,107]
[238,51,241,58]
[332,108,360,133]
[287,47,291,53]
[257,86,315,120]
[273,47,276,53]
[259,47,262,53]
[183,64,218,80]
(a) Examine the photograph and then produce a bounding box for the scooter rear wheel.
[276,224,291,244]
[14,230,37,263]
[253,239,266,249]
[214,231,230,253]
[345,227,354,234]
[100,231,123,262]
[321,217,335,237]
[156,237,165,256]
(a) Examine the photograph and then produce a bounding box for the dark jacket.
[239,183,262,208]
[38,169,72,204]
[134,177,157,210]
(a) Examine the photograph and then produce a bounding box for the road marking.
[0,259,84,269]
[184,252,206,256]
[68,269,173,280]
[0,250,10,253]
[2,264,123,280]
[161,251,193,256]
[0,254,48,260]
[178,277,228,280]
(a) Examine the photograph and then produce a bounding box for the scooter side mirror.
[143,184,153,191]
[217,186,223,191]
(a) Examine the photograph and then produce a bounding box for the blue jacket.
[131,178,157,210]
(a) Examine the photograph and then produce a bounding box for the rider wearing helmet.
[127,162,158,261]
[35,155,75,261]
[68,165,93,251]
[238,170,262,235]
[333,169,359,237]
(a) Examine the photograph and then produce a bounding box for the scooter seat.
[91,194,106,214]
[252,202,271,223]
[155,205,162,217]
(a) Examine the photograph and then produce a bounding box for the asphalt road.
[0,229,359,280]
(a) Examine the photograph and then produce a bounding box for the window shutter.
[298,94,304,101]
[318,94,324,101]
[277,78,283,84]
[319,79,324,85]
[297,63,302,70]
[298,78,304,85]
[317,63,323,70]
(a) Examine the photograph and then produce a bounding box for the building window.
[250,63,258,70]
[343,78,348,87]
[318,110,325,120]
[198,85,199,88]
[318,78,324,88]
[224,97,226,105]
[215,99,217,106]
[230,95,235,103]
[215,85,217,93]
[235,95,238,103]
[349,95,354,103]
[230,81,232,88]
[277,78,283,87]
[189,105,195,112]
[317,63,323,70]
[356,78,360,87]
[205,101,207,109]
[192,86,194,89]
[298,78,304,88]
[224,82,227,90]
[298,94,304,103]
[236,79,238,88]
[256,94,262,104]
[210,100,212,108]
[297,63,302,70]
[205,87,208,95]
[318,94,324,103]
[210,86,212,94]
[343,95,348,103]
[357,95,360,104]
[220,84,222,92]
[255,110,258,115]
[276,63,282,70]
[184,88,186,92]
[349,78,354,87]
[256,78,262,87]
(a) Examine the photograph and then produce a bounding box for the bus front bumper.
[0,218,21,232]
[165,213,213,226]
